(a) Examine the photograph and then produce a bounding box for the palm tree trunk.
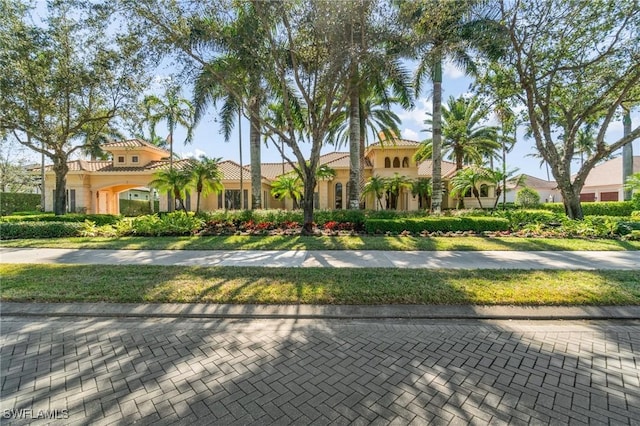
[238,108,243,210]
[431,59,443,213]
[348,71,361,210]
[196,191,201,214]
[168,128,174,212]
[249,96,262,210]
[623,109,633,201]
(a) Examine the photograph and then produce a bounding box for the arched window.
[402,157,409,168]
[335,183,343,209]
[384,157,391,168]
[480,184,489,197]
[393,157,400,168]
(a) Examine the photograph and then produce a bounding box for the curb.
[2,303,640,320]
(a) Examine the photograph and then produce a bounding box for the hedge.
[363,217,509,234]
[119,199,160,216]
[0,213,120,226]
[0,221,84,239]
[540,201,634,216]
[1,193,41,216]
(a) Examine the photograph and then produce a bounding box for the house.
[578,156,640,202]
[506,174,563,204]
[505,156,640,204]
[40,137,502,214]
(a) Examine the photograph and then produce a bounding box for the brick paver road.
[1,317,639,425]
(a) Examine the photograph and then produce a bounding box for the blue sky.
[167,59,639,181]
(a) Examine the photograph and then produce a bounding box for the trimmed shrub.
[0,221,84,239]
[1,193,41,215]
[363,217,509,234]
[540,201,634,216]
[130,212,204,236]
[515,187,540,208]
[119,199,160,216]
[496,209,561,230]
[314,210,366,229]
[1,213,120,225]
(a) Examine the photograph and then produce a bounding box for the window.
[393,157,400,168]
[225,190,246,209]
[117,156,125,163]
[402,157,409,168]
[480,184,489,197]
[384,157,391,168]
[335,183,343,209]
[132,156,139,163]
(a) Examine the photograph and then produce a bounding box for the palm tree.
[385,172,412,210]
[400,0,506,213]
[624,172,640,195]
[485,168,523,210]
[148,168,193,213]
[144,84,195,171]
[79,120,125,161]
[411,177,432,210]
[362,175,388,210]
[187,156,223,214]
[191,2,268,210]
[414,95,501,171]
[575,124,595,167]
[494,100,517,209]
[270,173,303,210]
[450,166,490,209]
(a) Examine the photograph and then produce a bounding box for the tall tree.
[270,173,303,210]
[131,1,361,232]
[399,0,506,213]
[144,84,194,171]
[385,172,412,210]
[485,0,640,219]
[414,95,501,172]
[190,2,269,210]
[362,175,387,210]
[622,108,634,201]
[0,1,149,214]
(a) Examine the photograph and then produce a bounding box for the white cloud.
[401,128,419,141]
[179,148,208,159]
[443,60,465,79]
[396,98,432,127]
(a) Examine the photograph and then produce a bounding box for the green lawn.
[2,264,639,306]
[1,235,639,251]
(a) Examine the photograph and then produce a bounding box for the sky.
[167,59,640,181]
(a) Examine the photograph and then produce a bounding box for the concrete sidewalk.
[1,247,639,269]
[2,302,640,320]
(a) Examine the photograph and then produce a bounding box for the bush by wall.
[0,221,84,239]
[119,199,160,216]
[363,217,509,234]
[515,188,540,208]
[1,193,41,216]
[130,212,205,236]
[540,201,634,216]
[1,213,120,226]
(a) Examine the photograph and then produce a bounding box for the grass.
[2,264,639,306]
[1,235,639,251]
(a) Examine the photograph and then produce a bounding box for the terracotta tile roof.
[417,160,457,178]
[581,156,640,187]
[367,138,422,149]
[261,162,294,180]
[261,152,372,179]
[101,138,169,154]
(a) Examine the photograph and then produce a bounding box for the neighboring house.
[506,174,563,204]
[577,156,640,202]
[39,137,501,214]
[505,155,640,204]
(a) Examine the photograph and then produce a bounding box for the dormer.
[101,139,169,167]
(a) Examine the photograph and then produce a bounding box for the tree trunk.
[431,59,443,213]
[52,154,68,215]
[348,74,361,210]
[622,110,633,201]
[249,97,262,210]
[359,96,366,209]
[196,191,201,214]
[168,129,174,212]
[557,179,584,219]
[302,171,316,235]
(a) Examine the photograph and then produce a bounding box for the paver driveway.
[1,317,639,425]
